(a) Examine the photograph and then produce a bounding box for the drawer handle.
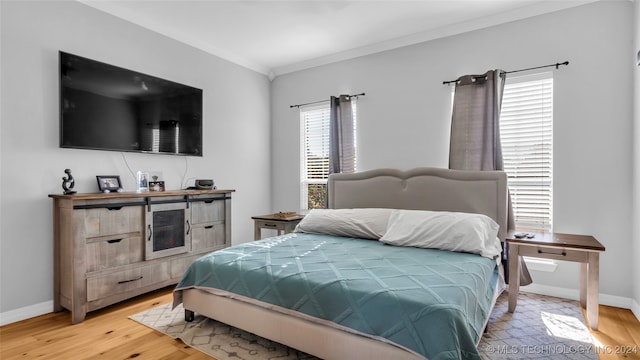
[107,206,123,211]
[264,223,277,228]
[538,249,566,256]
[204,225,214,229]
[204,200,214,204]
[118,276,143,284]
[107,239,123,244]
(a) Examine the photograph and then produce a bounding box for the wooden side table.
[251,214,305,240]
[506,230,605,330]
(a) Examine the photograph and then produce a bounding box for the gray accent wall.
[272,1,635,306]
[0,1,271,320]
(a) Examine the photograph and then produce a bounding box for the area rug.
[130,292,598,360]
[478,292,598,360]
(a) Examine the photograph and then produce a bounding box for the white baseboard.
[520,283,638,319]
[2,288,639,326]
[632,298,640,322]
[0,301,53,326]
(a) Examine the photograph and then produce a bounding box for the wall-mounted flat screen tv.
[60,51,203,156]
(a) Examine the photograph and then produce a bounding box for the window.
[500,73,553,230]
[300,102,357,209]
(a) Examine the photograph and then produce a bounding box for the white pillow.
[294,208,392,239]
[379,209,502,259]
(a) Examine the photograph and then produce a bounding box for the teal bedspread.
[175,233,499,360]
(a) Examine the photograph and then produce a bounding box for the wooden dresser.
[49,189,234,324]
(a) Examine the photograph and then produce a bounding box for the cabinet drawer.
[192,223,226,252]
[516,244,588,262]
[255,220,286,231]
[79,206,142,238]
[85,235,144,272]
[86,262,170,301]
[191,199,224,224]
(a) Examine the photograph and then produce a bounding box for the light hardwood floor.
[1,286,639,360]
[586,305,640,360]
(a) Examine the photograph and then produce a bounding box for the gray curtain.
[329,95,355,174]
[449,69,532,286]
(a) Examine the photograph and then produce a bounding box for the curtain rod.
[442,61,569,85]
[290,92,366,108]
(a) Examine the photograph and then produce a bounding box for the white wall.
[272,1,635,304]
[633,0,640,319]
[0,1,272,321]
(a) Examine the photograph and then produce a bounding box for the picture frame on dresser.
[96,175,122,192]
[136,171,149,192]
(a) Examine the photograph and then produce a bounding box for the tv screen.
[59,51,203,156]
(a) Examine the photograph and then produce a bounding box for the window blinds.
[501,73,553,230]
[300,102,357,209]
[301,104,331,181]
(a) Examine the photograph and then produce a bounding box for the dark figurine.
[62,168,77,195]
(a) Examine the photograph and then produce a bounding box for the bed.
[173,167,508,360]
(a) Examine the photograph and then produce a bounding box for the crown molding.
[77,0,272,76]
[77,0,598,80]
[272,0,598,77]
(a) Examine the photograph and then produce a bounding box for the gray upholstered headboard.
[327,167,508,241]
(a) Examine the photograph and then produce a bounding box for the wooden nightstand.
[251,214,305,240]
[506,230,605,329]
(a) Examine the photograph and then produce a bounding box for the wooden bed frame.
[180,167,508,359]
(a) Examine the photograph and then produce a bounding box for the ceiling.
[79,0,596,79]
